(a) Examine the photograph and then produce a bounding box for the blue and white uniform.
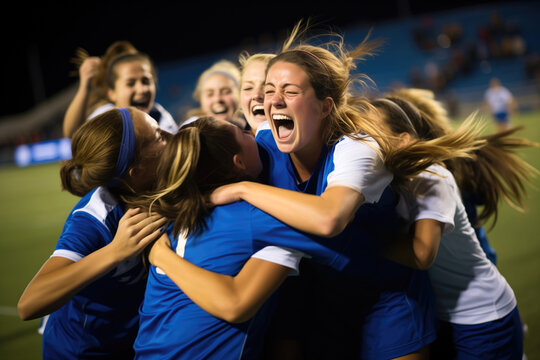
[395,164,523,359]
[256,122,438,359]
[42,187,147,359]
[134,202,349,360]
[88,102,179,134]
[484,85,513,125]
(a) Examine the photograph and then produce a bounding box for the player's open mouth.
[272,114,294,139]
[211,104,228,115]
[251,105,265,117]
[131,98,151,110]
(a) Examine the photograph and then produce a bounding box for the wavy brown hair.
[70,41,138,114]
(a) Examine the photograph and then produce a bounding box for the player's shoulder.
[71,187,121,225]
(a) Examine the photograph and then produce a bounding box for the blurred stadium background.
[1,1,539,358]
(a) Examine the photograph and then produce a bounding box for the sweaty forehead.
[142,113,160,131]
[266,61,307,85]
[131,111,155,133]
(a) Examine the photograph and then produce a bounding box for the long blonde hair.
[383,87,539,228]
[238,51,275,82]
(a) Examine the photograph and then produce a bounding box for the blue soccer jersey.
[134,201,349,360]
[42,187,147,360]
[255,125,438,359]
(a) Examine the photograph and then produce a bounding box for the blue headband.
[108,108,136,187]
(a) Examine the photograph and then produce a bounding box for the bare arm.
[63,57,101,138]
[209,182,364,238]
[17,208,166,320]
[149,234,292,323]
[384,218,443,270]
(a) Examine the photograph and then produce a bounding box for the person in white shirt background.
[484,77,516,132]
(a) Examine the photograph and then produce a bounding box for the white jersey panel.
[326,136,392,203]
[397,164,516,324]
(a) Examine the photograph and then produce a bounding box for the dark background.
[2,0,516,117]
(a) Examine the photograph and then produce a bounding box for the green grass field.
[0,111,539,359]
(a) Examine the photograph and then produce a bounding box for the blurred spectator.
[424,61,445,92]
[440,22,463,47]
[413,15,437,51]
[480,10,526,59]
[409,9,527,94]
[525,53,540,86]
[462,40,479,74]
[501,22,526,57]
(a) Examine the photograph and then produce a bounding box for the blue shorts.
[494,111,509,124]
[431,306,523,360]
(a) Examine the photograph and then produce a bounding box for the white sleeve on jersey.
[251,246,305,275]
[153,102,179,134]
[50,249,84,262]
[326,136,393,203]
[402,166,456,233]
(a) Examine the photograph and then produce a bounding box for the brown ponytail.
[59,108,142,197]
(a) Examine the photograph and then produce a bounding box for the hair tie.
[72,166,81,182]
[108,108,136,187]
[294,49,329,74]
[201,71,239,86]
[379,98,419,138]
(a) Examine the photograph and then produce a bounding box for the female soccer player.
[372,88,536,359]
[208,20,483,359]
[64,45,178,137]
[18,107,170,359]
[238,51,276,134]
[182,59,246,129]
[63,41,138,138]
[131,117,350,359]
[388,87,535,266]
